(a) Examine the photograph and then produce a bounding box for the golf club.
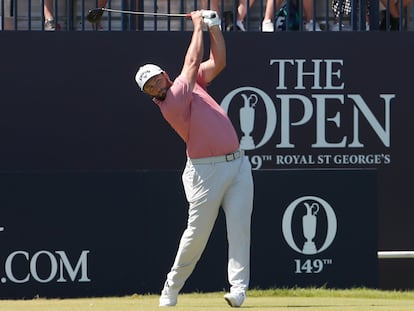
[87,8,216,24]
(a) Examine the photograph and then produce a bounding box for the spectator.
[331,0,370,31]
[43,0,56,31]
[380,0,412,30]
[135,10,254,308]
[2,0,14,30]
[331,0,352,30]
[262,0,283,31]
[261,0,321,32]
[202,0,256,31]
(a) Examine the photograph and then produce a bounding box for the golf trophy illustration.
[302,202,319,254]
[239,93,257,149]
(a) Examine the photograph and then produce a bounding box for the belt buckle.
[225,153,235,162]
[225,151,239,162]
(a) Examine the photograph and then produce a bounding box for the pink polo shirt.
[153,66,239,159]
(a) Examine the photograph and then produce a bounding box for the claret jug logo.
[282,196,337,274]
[221,59,394,169]
[222,87,277,151]
[282,196,337,255]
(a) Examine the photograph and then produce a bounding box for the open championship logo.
[282,196,337,255]
[219,59,394,169]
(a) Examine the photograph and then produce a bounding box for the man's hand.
[202,10,220,28]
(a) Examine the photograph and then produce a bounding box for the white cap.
[135,64,164,91]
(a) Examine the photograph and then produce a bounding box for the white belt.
[189,150,244,165]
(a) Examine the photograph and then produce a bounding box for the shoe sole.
[224,296,240,307]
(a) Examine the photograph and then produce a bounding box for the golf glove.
[202,10,220,28]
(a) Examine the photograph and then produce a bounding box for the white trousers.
[164,155,254,294]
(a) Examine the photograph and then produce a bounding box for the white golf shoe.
[159,282,178,307]
[224,291,246,307]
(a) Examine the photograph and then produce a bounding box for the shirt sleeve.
[155,76,192,121]
[196,64,208,90]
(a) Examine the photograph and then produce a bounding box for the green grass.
[249,287,414,299]
[1,288,414,311]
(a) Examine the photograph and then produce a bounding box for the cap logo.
[139,70,152,82]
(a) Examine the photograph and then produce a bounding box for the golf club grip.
[201,12,217,18]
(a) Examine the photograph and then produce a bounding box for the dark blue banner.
[0,170,376,297]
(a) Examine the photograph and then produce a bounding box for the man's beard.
[154,88,168,101]
[155,94,166,101]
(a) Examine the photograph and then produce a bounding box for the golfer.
[135,10,254,308]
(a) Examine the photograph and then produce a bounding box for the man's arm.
[180,11,204,91]
[201,24,226,84]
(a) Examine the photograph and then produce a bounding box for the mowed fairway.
[1,289,414,311]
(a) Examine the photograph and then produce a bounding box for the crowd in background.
[0,0,413,31]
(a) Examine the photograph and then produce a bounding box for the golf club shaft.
[101,8,190,18]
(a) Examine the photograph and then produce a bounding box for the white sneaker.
[236,20,246,32]
[224,291,246,307]
[159,282,178,307]
[305,19,321,31]
[262,19,274,32]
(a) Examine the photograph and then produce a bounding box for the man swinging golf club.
[135,10,254,308]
